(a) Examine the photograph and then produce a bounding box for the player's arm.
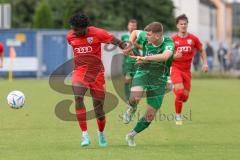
[199,48,208,72]
[97,28,128,51]
[134,51,173,62]
[194,36,208,72]
[132,43,174,62]
[122,30,142,54]
[110,36,128,50]
[133,42,143,50]
[129,30,143,49]
[173,50,182,59]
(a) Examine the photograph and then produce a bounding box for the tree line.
[0,0,176,31]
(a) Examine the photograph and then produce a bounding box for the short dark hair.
[144,22,163,34]
[176,14,188,24]
[128,19,137,24]
[69,12,89,28]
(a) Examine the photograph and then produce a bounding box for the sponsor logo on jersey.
[177,46,192,52]
[165,46,173,52]
[175,41,179,45]
[187,39,192,45]
[74,46,93,54]
[87,37,93,44]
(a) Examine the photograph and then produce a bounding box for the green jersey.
[121,33,139,63]
[136,31,174,76]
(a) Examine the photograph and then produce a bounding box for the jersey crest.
[87,37,93,44]
[187,39,192,45]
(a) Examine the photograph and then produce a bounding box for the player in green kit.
[121,19,140,103]
[122,22,174,147]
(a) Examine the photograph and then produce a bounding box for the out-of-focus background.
[0,0,240,78]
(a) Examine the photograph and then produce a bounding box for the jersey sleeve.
[194,35,203,51]
[97,28,113,44]
[136,30,146,45]
[66,32,72,45]
[164,38,174,55]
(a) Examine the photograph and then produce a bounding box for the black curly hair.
[69,12,89,28]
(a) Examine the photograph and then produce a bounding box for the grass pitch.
[0,79,239,160]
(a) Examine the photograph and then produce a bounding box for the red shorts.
[72,67,105,99]
[171,67,191,91]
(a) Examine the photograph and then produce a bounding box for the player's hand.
[122,47,133,55]
[122,41,134,55]
[202,63,208,73]
[130,56,145,61]
[123,49,134,55]
[174,51,182,59]
[130,56,146,64]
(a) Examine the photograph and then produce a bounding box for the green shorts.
[122,57,137,78]
[132,69,167,109]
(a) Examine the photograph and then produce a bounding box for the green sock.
[133,117,151,133]
[124,83,130,101]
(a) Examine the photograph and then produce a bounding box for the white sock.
[176,113,181,117]
[176,114,182,120]
[128,130,137,137]
[82,131,88,136]
[127,101,135,108]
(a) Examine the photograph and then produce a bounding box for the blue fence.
[0,29,69,77]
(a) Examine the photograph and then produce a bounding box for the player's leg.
[123,70,145,124]
[72,83,90,146]
[182,71,191,103]
[175,72,191,125]
[124,75,132,100]
[126,105,158,147]
[173,83,185,125]
[165,76,173,94]
[123,62,135,101]
[123,86,144,124]
[126,93,164,146]
[171,68,185,125]
[122,59,130,101]
[90,74,108,147]
[126,77,166,147]
[91,93,108,147]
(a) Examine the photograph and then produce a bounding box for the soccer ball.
[7,91,25,109]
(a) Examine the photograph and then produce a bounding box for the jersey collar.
[178,32,189,38]
[152,36,164,47]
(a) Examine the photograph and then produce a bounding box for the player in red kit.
[171,14,208,125]
[0,42,4,68]
[67,13,127,147]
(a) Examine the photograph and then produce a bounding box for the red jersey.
[171,33,202,71]
[66,26,113,73]
[0,42,4,55]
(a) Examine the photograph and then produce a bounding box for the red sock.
[174,88,184,114]
[75,107,87,132]
[97,117,106,132]
[175,99,183,114]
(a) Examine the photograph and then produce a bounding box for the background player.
[171,14,208,125]
[0,42,4,68]
[67,12,126,147]
[121,19,139,103]
[123,22,174,147]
